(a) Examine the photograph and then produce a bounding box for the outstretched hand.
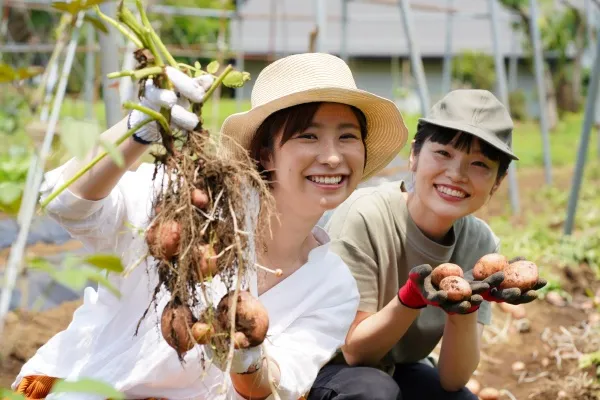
[398,264,490,315]
[476,257,548,305]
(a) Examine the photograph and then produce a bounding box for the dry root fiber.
[139,128,275,363]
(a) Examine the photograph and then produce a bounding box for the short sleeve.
[325,195,382,313]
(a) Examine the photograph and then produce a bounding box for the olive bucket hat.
[418,89,518,160]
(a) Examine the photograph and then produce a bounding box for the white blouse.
[13,160,359,400]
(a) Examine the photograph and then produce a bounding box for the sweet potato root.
[191,322,214,345]
[431,263,464,287]
[146,220,181,260]
[161,302,195,353]
[216,290,269,349]
[439,276,472,302]
[499,260,539,291]
[473,253,509,280]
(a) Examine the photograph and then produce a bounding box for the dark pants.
[306,362,478,400]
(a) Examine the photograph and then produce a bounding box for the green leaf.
[206,60,219,75]
[0,389,25,400]
[59,118,101,160]
[54,268,89,290]
[0,181,23,206]
[194,61,201,70]
[84,14,108,33]
[99,139,125,168]
[84,253,124,273]
[16,66,44,80]
[86,270,122,298]
[50,378,125,399]
[51,0,107,15]
[28,257,55,274]
[222,70,250,88]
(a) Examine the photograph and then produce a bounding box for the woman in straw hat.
[9,53,408,400]
[309,89,547,400]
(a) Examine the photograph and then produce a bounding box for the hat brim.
[220,87,409,181]
[418,118,519,161]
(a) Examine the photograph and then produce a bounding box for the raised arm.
[60,69,213,202]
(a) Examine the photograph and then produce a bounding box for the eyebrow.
[307,122,361,130]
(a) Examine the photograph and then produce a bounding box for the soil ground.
[1,165,599,399]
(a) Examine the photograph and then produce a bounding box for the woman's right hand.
[128,66,215,144]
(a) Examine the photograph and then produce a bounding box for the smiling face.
[258,102,367,220]
[408,126,511,234]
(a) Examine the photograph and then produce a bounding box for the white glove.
[129,66,215,144]
[203,343,264,374]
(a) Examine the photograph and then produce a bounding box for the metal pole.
[488,0,520,214]
[441,0,454,94]
[98,2,122,128]
[528,0,552,185]
[235,0,244,112]
[564,32,600,235]
[508,27,518,90]
[84,22,95,120]
[0,12,85,340]
[398,0,430,116]
[340,0,348,62]
[315,0,326,52]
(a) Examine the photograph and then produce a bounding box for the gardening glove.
[397,264,483,315]
[203,342,264,375]
[129,66,215,144]
[477,256,547,305]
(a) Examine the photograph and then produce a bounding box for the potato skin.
[191,188,209,209]
[196,244,219,278]
[191,322,213,345]
[216,291,270,348]
[146,220,181,260]
[439,276,472,302]
[432,263,464,287]
[473,253,509,280]
[499,260,539,291]
[161,303,195,353]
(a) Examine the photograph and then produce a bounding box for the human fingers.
[483,271,505,289]
[170,105,199,131]
[143,79,179,109]
[165,66,207,103]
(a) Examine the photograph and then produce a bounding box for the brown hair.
[249,102,368,179]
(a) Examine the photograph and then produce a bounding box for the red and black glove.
[398,264,490,315]
[475,257,547,305]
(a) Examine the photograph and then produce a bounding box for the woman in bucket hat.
[310,89,547,400]
[9,52,408,400]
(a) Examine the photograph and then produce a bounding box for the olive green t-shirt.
[325,180,499,368]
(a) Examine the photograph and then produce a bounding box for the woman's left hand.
[471,257,547,305]
[203,343,264,375]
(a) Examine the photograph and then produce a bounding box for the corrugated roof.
[231,0,529,58]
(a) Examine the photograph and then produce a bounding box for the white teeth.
[436,185,466,198]
[310,175,343,184]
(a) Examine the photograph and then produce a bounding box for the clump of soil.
[0,300,81,388]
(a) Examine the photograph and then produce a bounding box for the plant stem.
[134,0,163,67]
[123,102,170,133]
[95,5,143,48]
[201,64,233,104]
[107,65,163,80]
[40,118,153,209]
[149,29,177,67]
[117,3,147,46]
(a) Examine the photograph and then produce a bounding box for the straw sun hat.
[220,52,408,181]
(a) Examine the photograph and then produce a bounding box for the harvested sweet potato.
[161,302,195,353]
[191,188,209,209]
[191,322,214,345]
[432,263,464,287]
[216,290,269,348]
[473,253,509,280]
[146,220,181,260]
[232,331,250,349]
[478,387,499,400]
[195,244,219,278]
[500,260,539,291]
[439,276,472,302]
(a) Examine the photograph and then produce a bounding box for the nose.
[446,159,468,182]
[318,141,342,168]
